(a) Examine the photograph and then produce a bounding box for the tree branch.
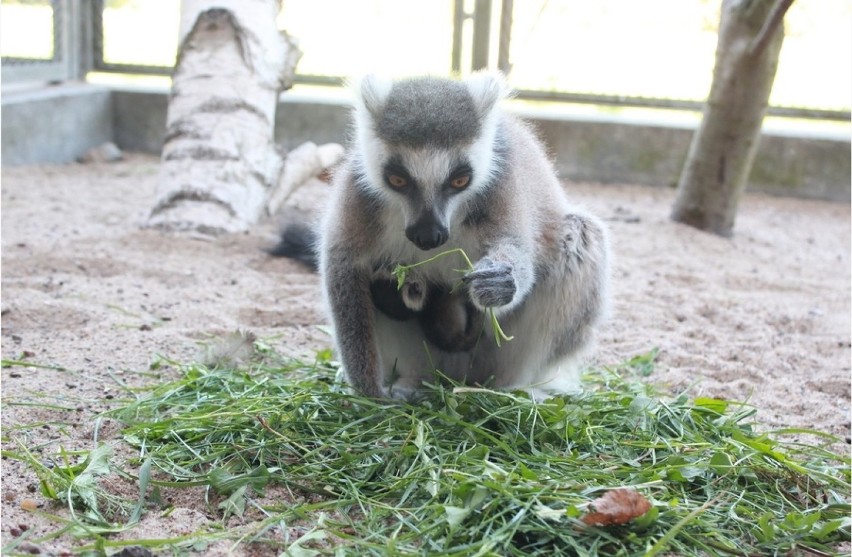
[750,0,794,58]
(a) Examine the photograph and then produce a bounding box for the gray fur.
[317,73,611,400]
[374,77,482,148]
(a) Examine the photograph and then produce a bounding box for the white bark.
[149,0,301,235]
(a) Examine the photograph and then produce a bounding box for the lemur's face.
[355,74,505,251]
[380,147,475,250]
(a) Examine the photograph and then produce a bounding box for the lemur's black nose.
[406,218,449,251]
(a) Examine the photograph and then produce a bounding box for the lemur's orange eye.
[450,175,470,189]
[387,174,407,188]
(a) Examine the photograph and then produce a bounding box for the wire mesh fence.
[1,0,57,64]
[1,0,89,84]
[2,0,849,120]
[92,0,176,75]
[1,0,65,84]
[505,0,850,119]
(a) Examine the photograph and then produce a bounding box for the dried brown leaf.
[581,488,652,526]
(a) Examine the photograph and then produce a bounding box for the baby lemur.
[278,73,610,400]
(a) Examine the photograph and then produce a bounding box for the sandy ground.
[1,153,849,554]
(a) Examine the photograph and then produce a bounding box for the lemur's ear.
[352,74,393,119]
[465,71,510,120]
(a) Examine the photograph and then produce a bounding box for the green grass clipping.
[3,345,850,556]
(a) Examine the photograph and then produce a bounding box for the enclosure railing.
[0,0,92,84]
[2,0,849,122]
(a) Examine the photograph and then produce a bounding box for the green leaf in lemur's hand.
[392,264,408,290]
[394,248,513,346]
[393,249,476,293]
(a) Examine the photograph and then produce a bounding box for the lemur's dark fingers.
[462,258,512,282]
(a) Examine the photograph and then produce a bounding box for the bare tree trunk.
[148,0,300,235]
[670,0,791,237]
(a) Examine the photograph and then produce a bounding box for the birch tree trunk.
[670,0,791,237]
[148,0,301,235]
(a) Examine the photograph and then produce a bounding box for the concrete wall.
[275,93,352,151]
[111,87,169,155]
[3,83,850,202]
[749,132,851,201]
[532,113,851,201]
[1,82,112,165]
[108,87,353,155]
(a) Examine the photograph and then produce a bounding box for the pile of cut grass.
[4,347,850,556]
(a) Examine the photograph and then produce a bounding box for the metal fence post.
[497,0,512,74]
[453,0,508,74]
[471,0,491,71]
[451,0,465,74]
[62,0,93,81]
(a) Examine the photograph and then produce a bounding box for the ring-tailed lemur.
[277,73,610,400]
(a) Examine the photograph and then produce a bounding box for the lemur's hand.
[464,257,516,309]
